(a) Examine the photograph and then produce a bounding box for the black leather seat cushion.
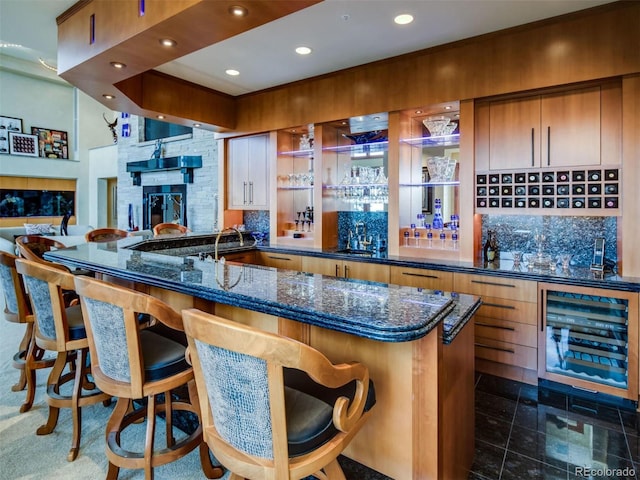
[139,330,190,382]
[66,304,86,341]
[283,368,376,457]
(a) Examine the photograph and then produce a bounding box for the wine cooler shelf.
[476,167,620,211]
[544,290,630,389]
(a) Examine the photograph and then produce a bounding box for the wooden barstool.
[84,228,129,243]
[15,258,111,461]
[0,251,55,411]
[153,223,190,236]
[73,274,222,480]
[182,308,376,480]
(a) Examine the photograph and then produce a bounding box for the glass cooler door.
[539,283,638,399]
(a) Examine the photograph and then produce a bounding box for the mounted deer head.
[103,113,118,144]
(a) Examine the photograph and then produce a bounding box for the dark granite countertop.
[45,240,479,343]
[255,245,640,293]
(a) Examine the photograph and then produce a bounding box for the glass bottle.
[432,198,444,230]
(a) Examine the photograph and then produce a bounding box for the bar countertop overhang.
[45,238,481,344]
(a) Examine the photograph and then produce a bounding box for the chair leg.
[144,394,157,480]
[106,397,130,480]
[164,391,174,447]
[11,323,32,392]
[187,380,224,479]
[36,351,68,435]
[67,348,87,462]
[320,459,346,480]
[19,334,38,413]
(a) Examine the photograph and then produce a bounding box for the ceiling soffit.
[56,0,321,131]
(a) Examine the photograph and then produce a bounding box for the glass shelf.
[399,180,460,187]
[278,148,314,158]
[278,185,314,190]
[401,134,460,147]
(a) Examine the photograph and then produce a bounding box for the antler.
[103,113,118,143]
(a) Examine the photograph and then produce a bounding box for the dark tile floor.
[338,372,640,479]
[470,373,640,480]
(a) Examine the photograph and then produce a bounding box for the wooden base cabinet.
[454,273,538,384]
[538,283,638,401]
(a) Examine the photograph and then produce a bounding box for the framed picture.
[31,126,69,159]
[8,132,39,157]
[0,115,23,154]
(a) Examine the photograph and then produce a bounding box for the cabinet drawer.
[475,337,537,369]
[454,273,536,302]
[474,317,537,347]
[223,251,256,265]
[390,266,453,291]
[476,296,537,325]
[257,252,301,271]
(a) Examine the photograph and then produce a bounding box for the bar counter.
[46,236,480,479]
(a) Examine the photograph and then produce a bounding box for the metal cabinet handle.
[481,302,516,310]
[267,256,292,261]
[475,322,516,331]
[547,126,551,166]
[344,265,349,278]
[531,127,535,167]
[402,272,439,279]
[471,280,515,288]
[475,343,515,354]
[335,264,340,277]
[249,181,254,204]
[243,181,248,204]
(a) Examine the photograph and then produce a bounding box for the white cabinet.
[228,134,269,210]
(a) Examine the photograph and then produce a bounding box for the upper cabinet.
[475,80,622,171]
[228,134,269,210]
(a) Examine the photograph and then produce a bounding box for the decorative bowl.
[422,116,451,137]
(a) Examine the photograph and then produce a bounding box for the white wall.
[88,144,117,228]
[0,54,116,226]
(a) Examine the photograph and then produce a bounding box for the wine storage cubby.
[476,167,620,215]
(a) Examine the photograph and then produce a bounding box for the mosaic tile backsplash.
[338,211,388,250]
[481,215,617,270]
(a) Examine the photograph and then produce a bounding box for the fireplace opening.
[142,184,187,230]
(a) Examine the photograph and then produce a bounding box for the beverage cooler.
[538,283,638,401]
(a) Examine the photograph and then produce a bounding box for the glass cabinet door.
[540,283,638,399]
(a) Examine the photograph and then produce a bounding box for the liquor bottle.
[484,230,496,262]
[432,198,444,230]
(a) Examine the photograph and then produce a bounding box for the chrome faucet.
[214,227,244,262]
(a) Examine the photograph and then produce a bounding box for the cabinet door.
[300,256,341,277]
[343,260,389,283]
[228,134,269,210]
[541,86,601,167]
[488,96,541,170]
[247,134,269,209]
[228,137,250,210]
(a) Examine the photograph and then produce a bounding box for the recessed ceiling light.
[295,46,312,55]
[394,14,414,25]
[194,123,201,128]
[444,106,452,110]
[159,38,177,47]
[229,5,248,17]
[110,61,126,69]
[415,110,423,114]
[102,94,115,99]
[1,42,23,48]
[225,69,240,76]
[157,115,165,120]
